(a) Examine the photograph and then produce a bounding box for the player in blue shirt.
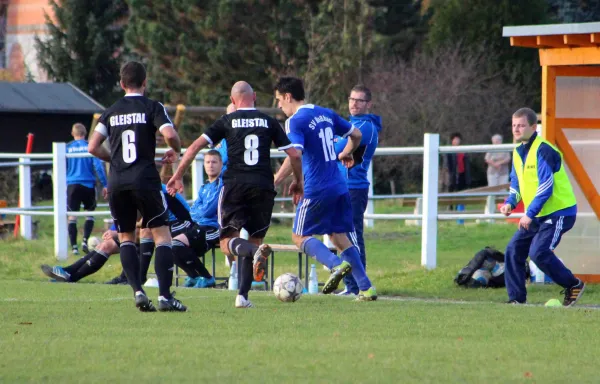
[66,123,108,255]
[273,77,377,301]
[333,85,382,295]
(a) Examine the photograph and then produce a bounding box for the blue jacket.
[66,139,107,188]
[334,114,381,189]
[506,132,577,220]
[216,139,228,174]
[190,177,223,229]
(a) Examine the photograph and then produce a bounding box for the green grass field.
[1,210,600,382]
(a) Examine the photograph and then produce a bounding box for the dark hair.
[205,149,222,160]
[120,61,146,89]
[350,84,372,101]
[273,77,305,101]
[450,132,462,140]
[513,107,538,126]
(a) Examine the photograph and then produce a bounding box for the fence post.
[18,158,32,239]
[365,163,374,228]
[53,143,68,260]
[191,155,204,200]
[421,133,439,269]
[484,195,496,223]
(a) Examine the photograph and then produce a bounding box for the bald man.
[167,81,303,308]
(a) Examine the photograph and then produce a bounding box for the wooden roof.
[503,22,600,49]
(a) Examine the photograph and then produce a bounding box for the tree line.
[35,0,600,192]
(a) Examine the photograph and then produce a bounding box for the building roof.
[503,22,600,37]
[0,82,104,114]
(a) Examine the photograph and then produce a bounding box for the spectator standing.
[485,134,511,187]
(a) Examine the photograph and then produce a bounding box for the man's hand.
[162,149,180,164]
[339,152,355,168]
[289,180,304,205]
[518,215,533,231]
[102,230,115,241]
[102,187,108,200]
[166,176,184,196]
[500,204,512,216]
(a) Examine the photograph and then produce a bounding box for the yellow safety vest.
[512,136,576,217]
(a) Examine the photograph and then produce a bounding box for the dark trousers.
[343,188,369,293]
[505,215,579,303]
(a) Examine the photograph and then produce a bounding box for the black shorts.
[170,220,192,237]
[67,184,96,212]
[174,223,214,256]
[109,189,169,233]
[218,183,276,239]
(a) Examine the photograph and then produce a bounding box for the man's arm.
[525,144,560,218]
[88,131,110,162]
[93,158,108,187]
[172,135,210,180]
[284,147,303,184]
[338,127,362,165]
[274,157,293,186]
[160,125,181,155]
[505,163,521,209]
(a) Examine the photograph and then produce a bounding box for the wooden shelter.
[504,22,600,282]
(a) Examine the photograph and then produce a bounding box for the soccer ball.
[88,236,101,251]
[273,273,303,302]
[472,268,491,286]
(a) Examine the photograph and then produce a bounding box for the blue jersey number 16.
[318,127,336,162]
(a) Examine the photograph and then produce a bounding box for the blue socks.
[301,237,342,270]
[340,246,371,291]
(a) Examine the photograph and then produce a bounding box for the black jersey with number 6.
[95,94,173,192]
[202,108,292,188]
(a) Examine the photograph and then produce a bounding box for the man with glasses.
[332,85,382,296]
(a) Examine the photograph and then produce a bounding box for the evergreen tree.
[426,0,551,107]
[35,0,127,105]
[548,0,600,23]
[367,0,432,59]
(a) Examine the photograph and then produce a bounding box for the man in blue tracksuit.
[66,123,108,255]
[501,107,584,306]
[334,85,382,295]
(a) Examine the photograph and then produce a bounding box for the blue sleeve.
[93,158,108,187]
[334,136,347,155]
[526,144,560,218]
[505,163,521,209]
[217,140,228,165]
[357,121,374,146]
[332,112,353,138]
[199,181,221,220]
[285,118,304,151]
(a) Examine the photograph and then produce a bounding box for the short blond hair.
[72,123,87,137]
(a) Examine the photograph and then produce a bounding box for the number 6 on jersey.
[121,130,137,163]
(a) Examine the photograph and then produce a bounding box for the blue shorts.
[293,193,354,236]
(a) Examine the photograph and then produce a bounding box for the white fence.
[1,134,528,267]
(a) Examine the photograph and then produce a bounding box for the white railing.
[2,134,525,266]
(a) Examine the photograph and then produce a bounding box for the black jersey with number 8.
[202,108,292,188]
[96,94,173,192]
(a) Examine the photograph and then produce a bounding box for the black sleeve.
[203,116,227,146]
[270,118,292,149]
[164,194,192,222]
[153,101,174,130]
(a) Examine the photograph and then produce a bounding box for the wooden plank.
[555,118,600,129]
[554,66,600,77]
[539,47,600,66]
[541,66,557,143]
[537,35,567,48]
[510,36,538,48]
[555,129,600,220]
[563,34,595,47]
[575,274,600,283]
